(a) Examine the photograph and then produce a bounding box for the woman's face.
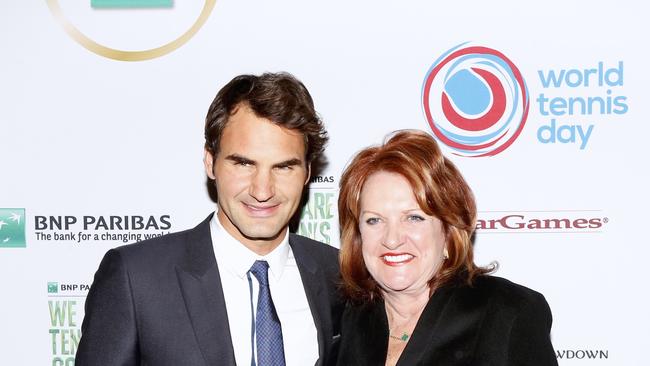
[359,171,446,296]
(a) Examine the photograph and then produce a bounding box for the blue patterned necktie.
[249,260,286,366]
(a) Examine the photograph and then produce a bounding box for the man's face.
[204,104,310,255]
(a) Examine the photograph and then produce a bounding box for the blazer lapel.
[176,216,236,366]
[396,285,456,366]
[397,284,485,365]
[290,236,331,366]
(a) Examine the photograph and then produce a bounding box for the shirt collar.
[210,211,290,280]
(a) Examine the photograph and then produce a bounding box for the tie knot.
[249,260,270,286]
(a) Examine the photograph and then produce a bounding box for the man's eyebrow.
[225,154,256,165]
[273,158,303,168]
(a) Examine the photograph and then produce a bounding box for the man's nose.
[249,169,274,202]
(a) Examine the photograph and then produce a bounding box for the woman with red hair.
[336,130,556,366]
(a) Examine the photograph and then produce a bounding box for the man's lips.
[242,202,280,217]
[381,252,415,266]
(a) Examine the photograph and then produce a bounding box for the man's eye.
[276,165,294,170]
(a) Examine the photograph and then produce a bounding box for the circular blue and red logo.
[422,43,529,157]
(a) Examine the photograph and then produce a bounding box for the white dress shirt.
[210,213,319,366]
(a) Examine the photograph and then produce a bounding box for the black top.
[336,275,557,366]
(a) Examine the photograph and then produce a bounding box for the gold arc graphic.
[46,0,217,61]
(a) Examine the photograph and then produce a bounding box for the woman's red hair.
[338,130,494,302]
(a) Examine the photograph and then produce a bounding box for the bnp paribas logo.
[48,282,59,294]
[0,208,26,248]
[46,0,217,61]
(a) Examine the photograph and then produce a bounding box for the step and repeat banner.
[1,0,648,364]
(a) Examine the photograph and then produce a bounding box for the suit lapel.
[289,236,330,366]
[176,216,236,366]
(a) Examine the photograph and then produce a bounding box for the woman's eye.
[365,217,380,225]
[407,215,425,222]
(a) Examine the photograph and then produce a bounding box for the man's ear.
[304,163,311,186]
[204,149,216,180]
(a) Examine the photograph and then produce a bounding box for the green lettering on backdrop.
[48,301,77,327]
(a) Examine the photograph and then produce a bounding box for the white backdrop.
[1,0,649,364]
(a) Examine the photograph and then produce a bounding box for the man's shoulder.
[288,233,338,256]
[114,229,185,256]
[288,233,339,276]
[111,216,211,264]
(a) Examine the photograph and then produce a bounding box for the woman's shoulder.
[340,298,388,332]
[458,275,550,313]
[342,298,383,318]
[339,299,387,344]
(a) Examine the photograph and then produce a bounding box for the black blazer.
[76,215,342,366]
[336,276,557,366]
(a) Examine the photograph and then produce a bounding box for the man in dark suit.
[76,73,341,366]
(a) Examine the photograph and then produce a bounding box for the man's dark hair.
[204,72,328,164]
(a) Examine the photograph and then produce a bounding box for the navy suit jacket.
[336,276,557,366]
[76,215,342,366]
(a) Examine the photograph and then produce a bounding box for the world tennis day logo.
[422,43,529,157]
